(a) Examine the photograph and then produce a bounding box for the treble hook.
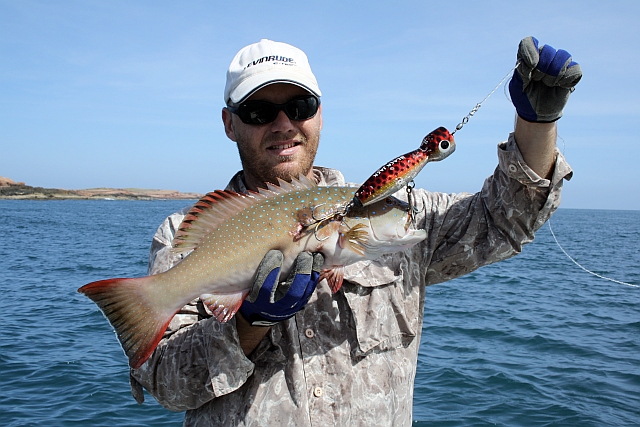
[406,180,424,226]
[314,218,333,241]
[311,202,345,222]
[310,202,351,242]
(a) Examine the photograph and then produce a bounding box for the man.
[130,37,580,426]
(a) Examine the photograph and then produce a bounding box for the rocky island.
[0,176,203,200]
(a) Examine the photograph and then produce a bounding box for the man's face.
[222,83,322,191]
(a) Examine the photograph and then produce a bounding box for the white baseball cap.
[224,39,321,105]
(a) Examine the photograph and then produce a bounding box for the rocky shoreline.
[0,176,203,200]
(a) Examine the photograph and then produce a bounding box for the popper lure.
[350,62,520,210]
[353,127,455,207]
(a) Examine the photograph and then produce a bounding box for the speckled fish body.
[354,127,455,207]
[78,175,427,369]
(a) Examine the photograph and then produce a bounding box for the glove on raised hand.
[509,36,582,123]
[239,250,324,326]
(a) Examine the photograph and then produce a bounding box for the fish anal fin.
[200,290,250,323]
[320,267,345,293]
[78,276,176,370]
[338,223,369,256]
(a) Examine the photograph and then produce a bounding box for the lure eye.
[439,140,451,152]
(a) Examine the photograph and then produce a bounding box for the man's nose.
[270,110,296,132]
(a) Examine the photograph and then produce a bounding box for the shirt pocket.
[342,258,420,356]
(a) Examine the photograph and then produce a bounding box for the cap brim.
[229,70,321,105]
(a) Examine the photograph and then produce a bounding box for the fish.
[78,175,427,369]
[353,127,455,207]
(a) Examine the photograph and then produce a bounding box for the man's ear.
[222,108,237,142]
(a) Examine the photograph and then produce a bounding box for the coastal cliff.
[0,176,203,200]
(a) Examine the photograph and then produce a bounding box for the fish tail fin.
[320,266,345,293]
[78,276,175,369]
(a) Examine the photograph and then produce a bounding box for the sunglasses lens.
[242,103,277,124]
[285,96,318,121]
[234,96,319,125]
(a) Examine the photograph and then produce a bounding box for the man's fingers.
[311,253,325,275]
[517,36,581,89]
[559,61,582,89]
[274,252,324,302]
[536,43,558,74]
[548,48,571,76]
[291,252,314,276]
[517,36,540,69]
[248,250,283,303]
[274,252,314,301]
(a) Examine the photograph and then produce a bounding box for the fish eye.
[439,140,451,151]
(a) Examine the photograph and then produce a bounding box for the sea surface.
[1,200,638,426]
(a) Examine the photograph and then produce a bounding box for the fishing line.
[450,62,636,288]
[351,62,519,211]
[547,219,638,288]
[460,65,637,288]
[452,61,519,135]
[557,135,566,154]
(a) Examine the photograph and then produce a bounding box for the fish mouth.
[368,198,414,241]
[343,196,426,257]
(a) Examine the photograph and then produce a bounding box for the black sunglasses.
[228,95,320,125]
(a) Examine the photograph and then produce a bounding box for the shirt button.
[508,164,518,173]
[305,328,314,338]
[313,386,323,397]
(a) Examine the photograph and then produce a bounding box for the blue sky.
[1,0,639,210]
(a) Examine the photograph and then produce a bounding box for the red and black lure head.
[353,127,455,207]
[419,126,454,160]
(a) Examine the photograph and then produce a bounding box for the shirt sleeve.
[129,209,255,410]
[419,133,573,284]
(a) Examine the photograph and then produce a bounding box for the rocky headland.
[0,176,203,200]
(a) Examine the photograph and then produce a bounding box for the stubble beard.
[236,133,320,188]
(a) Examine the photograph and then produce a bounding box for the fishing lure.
[348,64,518,212]
[352,127,455,207]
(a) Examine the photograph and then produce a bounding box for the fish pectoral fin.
[339,223,369,257]
[320,266,345,293]
[200,290,250,323]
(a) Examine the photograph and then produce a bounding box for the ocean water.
[1,200,638,426]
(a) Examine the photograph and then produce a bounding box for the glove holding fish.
[240,250,324,326]
[78,174,433,369]
[509,36,582,123]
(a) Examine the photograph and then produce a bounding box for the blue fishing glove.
[239,250,324,327]
[509,36,582,123]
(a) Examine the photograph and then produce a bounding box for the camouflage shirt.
[130,134,572,426]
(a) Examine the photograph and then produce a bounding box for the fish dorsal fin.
[172,190,257,254]
[266,174,316,193]
[172,175,317,254]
